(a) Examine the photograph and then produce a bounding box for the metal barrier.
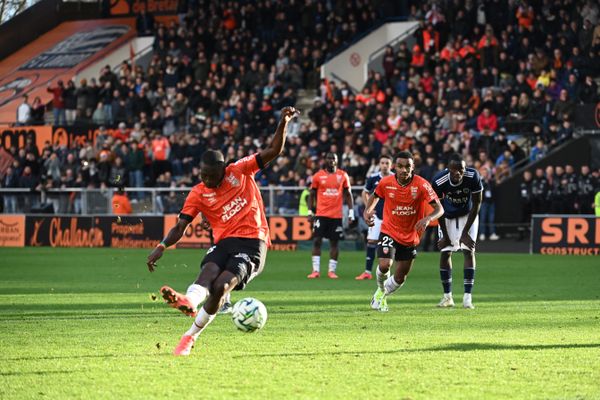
[0,186,367,216]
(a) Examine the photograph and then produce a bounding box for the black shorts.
[312,216,344,240]
[376,233,417,261]
[200,238,267,291]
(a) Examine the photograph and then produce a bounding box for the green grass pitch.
[1,247,599,399]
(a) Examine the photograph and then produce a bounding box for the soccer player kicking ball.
[356,155,393,280]
[307,152,354,279]
[431,153,483,309]
[146,106,299,356]
[364,151,443,312]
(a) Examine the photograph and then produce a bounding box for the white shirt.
[17,102,31,124]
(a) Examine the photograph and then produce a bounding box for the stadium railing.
[0,186,368,216]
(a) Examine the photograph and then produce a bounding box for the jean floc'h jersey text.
[431,167,483,219]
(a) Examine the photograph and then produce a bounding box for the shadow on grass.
[0,352,170,362]
[2,343,598,363]
[0,369,83,377]
[234,342,600,358]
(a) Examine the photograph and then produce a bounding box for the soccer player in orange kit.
[363,151,443,311]
[146,106,299,355]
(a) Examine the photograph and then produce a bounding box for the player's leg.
[437,251,455,307]
[309,236,322,278]
[308,217,323,278]
[160,245,224,317]
[384,258,415,296]
[371,257,392,311]
[175,271,239,356]
[357,239,377,280]
[326,218,343,278]
[461,216,478,309]
[381,245,417,298]
[462,250,476,309]
[371,233,394,310]
[328,238,339,279]
[218,292,232,314]
[437,218,457,307]
[357,216,381,280]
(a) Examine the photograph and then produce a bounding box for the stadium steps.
[296,89,317,125]
[0,18,136,124]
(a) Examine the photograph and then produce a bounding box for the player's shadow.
[0,369,82,377]
[0,302,179,321]
[423,342,600,352]
[239,342,600,358]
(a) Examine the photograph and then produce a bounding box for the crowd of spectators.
[3,0,600,217]
[520,163,598,216]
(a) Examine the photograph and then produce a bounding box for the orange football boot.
[173,335,195,356]
[160,286,197,317]
[355,272,373,280]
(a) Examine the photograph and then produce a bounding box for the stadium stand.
[1,0,599,229]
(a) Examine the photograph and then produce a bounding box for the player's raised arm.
[259,106,299,166]
[146,217,189,272]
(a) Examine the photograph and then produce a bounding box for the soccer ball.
[231,297,268,333]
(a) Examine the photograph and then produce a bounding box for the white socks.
[376,266,390,290]
[185,307,216,339]
[328,259,338,273]
[312,256,320,272]
[186,284,209,309]
[384,276,402,295]
[312,256,338,273]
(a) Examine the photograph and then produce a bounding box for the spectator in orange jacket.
[440,41,458,64]
[477,25,499,68]
[411,45,425,70]
[112,187,132,215]
[422,24,439,54]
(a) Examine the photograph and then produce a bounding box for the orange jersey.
[179,153,270,245]
[311,169,350,219]
[112,194,132,215]
[374,174,438,246]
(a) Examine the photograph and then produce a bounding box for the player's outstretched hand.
[146,246,164,272]
[415,216,431,233]
[460,232,475,251]
[363,209,375,227]
[200,216,211,231]
[437,236,451,250]
[281,106,300,123]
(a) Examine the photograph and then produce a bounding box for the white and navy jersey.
[431,167,483,219]
[364,172,385,219]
